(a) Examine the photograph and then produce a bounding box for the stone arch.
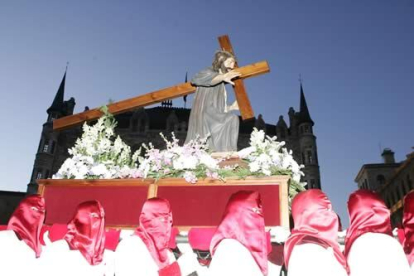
[376,174,386,187]
[130,108,149,132]
[166,111,179,133]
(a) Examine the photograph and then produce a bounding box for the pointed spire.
[47,66,67,114]
[276,115,288,128]
[298,81,314,126]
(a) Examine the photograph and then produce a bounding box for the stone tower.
[295,83,320,188]
[27,71,78,194]
[280,83,321,189]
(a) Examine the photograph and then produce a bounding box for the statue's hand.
[223,70,241,85]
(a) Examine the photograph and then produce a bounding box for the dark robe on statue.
[185,67,239,152]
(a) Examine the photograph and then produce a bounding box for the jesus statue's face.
[223,58,235,70]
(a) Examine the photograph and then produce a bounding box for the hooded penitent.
[210,191,268,275]
[134,198,173,269]
[284,189,348,273]
[7,195,46,258]
[344,189,392,258]
[64,200,106,265]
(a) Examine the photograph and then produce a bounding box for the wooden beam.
[234,61,270,79]
[53,61,270,130]
[219,35,255,120]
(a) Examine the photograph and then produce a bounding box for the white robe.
[114,235,175,276]
[347,233,412,276]
[39,239,114,276]
[208,239,281,276]
[0,230,42,276]
[287,243,348,276]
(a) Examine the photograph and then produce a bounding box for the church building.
[27,72,322,194]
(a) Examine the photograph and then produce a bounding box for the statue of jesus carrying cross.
[52,35,270,154]
[185,50,241,152]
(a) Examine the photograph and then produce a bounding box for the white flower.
[249,161,260,173]
[90,164,108,176]
[250,128,265,146]
[55,110,305,206]
[199,154,219,170]
[172,158,184,171]
[54,110,140,180]
[183,171,197,184]
[183,155,198,169]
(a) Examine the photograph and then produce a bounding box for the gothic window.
[50,141,56,154]
[180,122,187,132]
[139,118,146,132]
[301,152,306,164]
[45,170,50,179]
[376,175,386,187]
[304,125,310,133]
[131,118,139,132]
[130,110,148,133]
[307,150,313,164]
[43,142,49,153]
[36,170,43,180]
[310,179,316,188]
[167,121,176,132]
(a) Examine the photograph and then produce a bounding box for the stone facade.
[378,152,414,226]
[27,74,322,193]
[355,149,414,226]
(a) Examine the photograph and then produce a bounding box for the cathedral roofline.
[297,83,314,126]
[47,71,66,114]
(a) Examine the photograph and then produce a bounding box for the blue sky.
[1,0,413,226]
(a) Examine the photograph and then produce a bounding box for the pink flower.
[183,171,197,184]
[130,169,144,178]
[206,170,219,179]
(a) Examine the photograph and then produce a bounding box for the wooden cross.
[53,35,270,130]
[218,35,254,120]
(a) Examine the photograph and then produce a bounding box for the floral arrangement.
[54,108,306,199]
[133,134,221,183]
[237,128,306,199]
[53,107,141,180]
